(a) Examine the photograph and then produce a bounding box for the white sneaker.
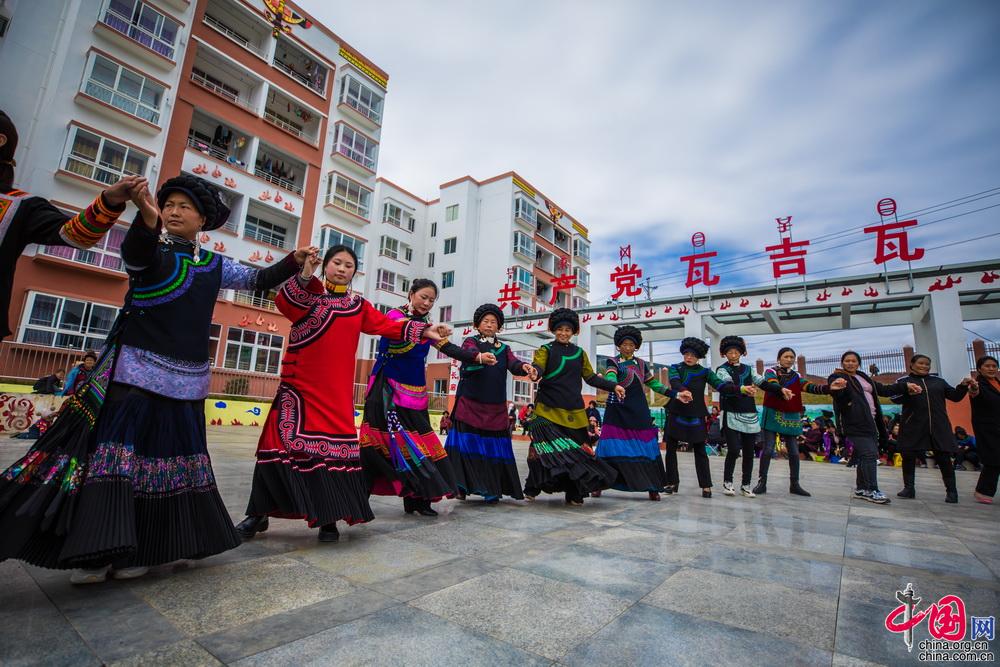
[70,565,110,585]
[723,482,736,496]
[866,490,891,504]
[111,566,149,580]
[853,488,867,498]
[740,485,756,498]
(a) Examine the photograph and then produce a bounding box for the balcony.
[254,142,306,196]
[272,36,327,96]
[514,197,537,231]
[263,87,321,145]
[202,0,271,60]
[187,109,253,169]
[243,201,299,250]
[573,239,591,265]
[325,172,373,222]
[190,46,263,114]
[553,228,571,252]
[332,122,378,174]
[338,73,383,129]
[97,1,179,67]
[233,290,277,311]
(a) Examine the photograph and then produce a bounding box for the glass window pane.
[92,56,119,86]
[70,130,100,161]
[58,300,86,331]
[117,69,143,98]
[54,332,85,349]
[22,328,54,346]
[28,295,59,326]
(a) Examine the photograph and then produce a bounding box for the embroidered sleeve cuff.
[59,192,125,249]
[404,320,427,344]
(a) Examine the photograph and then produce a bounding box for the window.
[244,215,288,249]
[101,0,179,60]
[513,379,535,405]
[441,271,455,289]
[42,225,126,272]
[376,269,397,292]
[400,277,410,293]
[82,53,165,124]
[433,379,448,394]
[339,74,384,124]
[427,252,435,268]
[19,292,118,351]
[574,266,590,289]
[514,197,536,222]
[223,328,283,374]
[430,222,437,237]
[513,266,533,291]
[383,201,402,227]
[439,306,452,322]
[379,235,399,260]
[443,237,457,254]
[208,323,222,365]
[573,238,591,261]
[63,126,148,185]
[445,204,459,222]
[572,296,588,309]
[325,172,372,219]
[512,231,535,258]
[553,229,569,251]
[319,227,366,272]
[334,123,378,171]
[407,216,416,232]
[375,303,392,315]
[404,247,413,262]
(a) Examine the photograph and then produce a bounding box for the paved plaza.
[1,427,997,666]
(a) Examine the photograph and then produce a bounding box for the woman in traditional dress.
[892,353,974,503]
[522,308,624,506]
[359,279,466,516]
[235,246,447,542]
[663,337,744,498]
[755,346,846,496]
[591,325,682,501]
[0,175,310,583]
[445,303,534,504]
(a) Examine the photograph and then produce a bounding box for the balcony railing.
[100,6,175,60]
[328,193,370,219]
[341,95,381,124]
[254,167,303,195]
[232,291,277,311]
[83,78,161,124]
[272,58,325,95]
[190,70,255,111]
[263,108,315,144]
[202,13,266,57]
[334,143,376,171]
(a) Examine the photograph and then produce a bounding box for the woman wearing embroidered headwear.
[664,337,746,498]
[590,325,683,501]
[0,175,315,584]
[522,308,624,506]
[445,303,535,504]
[0,109,144,340]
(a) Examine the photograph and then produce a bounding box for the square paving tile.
[367,558,497,601]
[512,542,679,600]
[291,534,459,585]
[561,603,832,666]
[844,540,995,581]
[131,555,354,635]
[693,542,843,595]
[231,604,550,666]
[578,525,712,565]
[106,640,223,667]
[643,567,838,651]
[198,588,397,663]
[391,519,532,556]
[410,568,632,660]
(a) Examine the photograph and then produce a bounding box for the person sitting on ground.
[799,419,825,459]
[586,400,602,427]
[519,403,534,434]
[60,351,97,396]
[954,427,979,471]
[439,410,452,435]
[32,368,64,395]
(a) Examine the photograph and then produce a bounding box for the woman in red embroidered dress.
[235,246,447,542]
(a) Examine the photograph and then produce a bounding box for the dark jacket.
[971,375,1000,466]
[828,369,906,445]
[32,374,62,395]
[892,373,968,453]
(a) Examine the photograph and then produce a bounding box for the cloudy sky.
[305,0,1000,363]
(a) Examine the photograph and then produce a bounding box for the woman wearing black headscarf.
[0,175,315,583]
[968,355,999,504]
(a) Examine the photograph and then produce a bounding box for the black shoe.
[318,523,340,542]
[789,482,811,497]
[663,485,674,495]
[897,486,915,498]
[648,491,661,501]
[702,489,712,498]
[752,479,767,495]
[945,490,958,504]
[415,499,438,516]
[235,515,269,540]
[456,490,467,500]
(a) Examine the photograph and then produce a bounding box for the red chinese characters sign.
[549,256,577,305]
[766,237,810,278]
[864,198,925,265]
[681,233,718,288]
[497,267,520,311]
[610,245,643,298]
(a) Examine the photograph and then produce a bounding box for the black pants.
[758,430,801,482]
[976,464,1000,497]
[665,436,712,489]
[901,451,956,491]
[955,449,980,469]
[850,436,880,492]
[723,429,757,486]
